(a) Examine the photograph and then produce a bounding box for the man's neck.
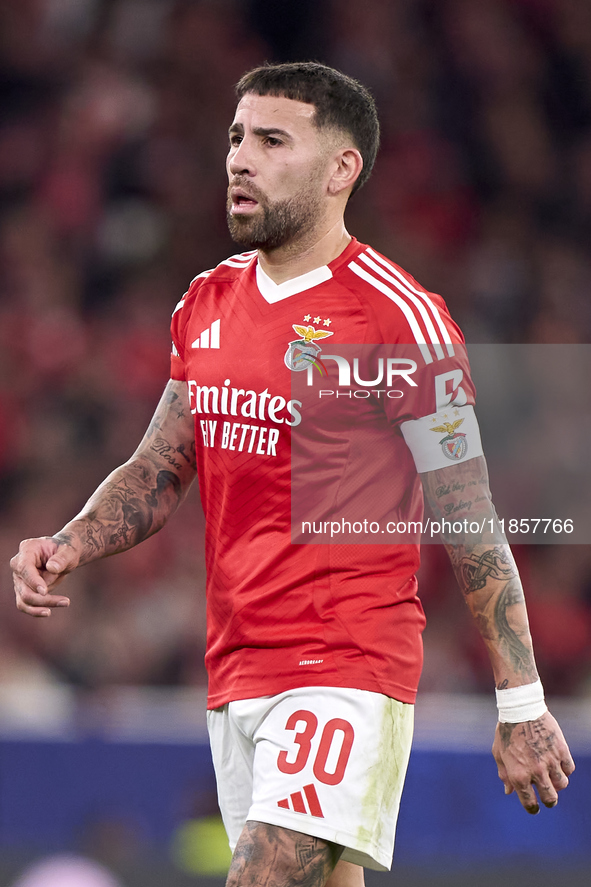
[257,220,352,285]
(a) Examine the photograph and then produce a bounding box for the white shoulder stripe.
[365,248,455,357]
[190,269,214,284]
[222,258,253,268]
[180,268,214,296]
[221,250,257,268]
[359,253,445,359]
[349,261,434,364]
[174,268,215,315]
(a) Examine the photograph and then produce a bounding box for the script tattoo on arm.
[53,381,197,566]
[421,457,539,688]
[145,387,196,466]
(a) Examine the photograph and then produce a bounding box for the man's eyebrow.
[228,122,294,143]
[252,126,293,142]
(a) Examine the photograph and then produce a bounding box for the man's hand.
[492,710,575,814]
[11,535,79,617]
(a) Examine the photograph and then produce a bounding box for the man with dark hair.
[234,62,380,194]
[12,62,574,887]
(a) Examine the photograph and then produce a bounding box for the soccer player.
[11,63,574,887]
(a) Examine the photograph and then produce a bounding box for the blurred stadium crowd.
[1,0,591,699]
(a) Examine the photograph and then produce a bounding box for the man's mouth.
[230,187,260,215]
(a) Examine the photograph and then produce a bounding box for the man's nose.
[228,139,255,176]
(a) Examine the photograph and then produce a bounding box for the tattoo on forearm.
[47,383,196,569]
[63,460,186,564]
[53,379,198,564]
[446,542,537,682]
[459,547,517,593]
[426,464,539,687]
[494,585,536,680]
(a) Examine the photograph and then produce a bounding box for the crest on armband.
[430,418,468,461]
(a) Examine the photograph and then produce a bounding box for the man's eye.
[265,137,282,147]
[229,135,242,146]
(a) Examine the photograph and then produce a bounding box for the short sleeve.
[170,295,187,381]
[377,341,474,422]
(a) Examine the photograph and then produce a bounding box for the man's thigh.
[226,821,345,887]
[208,686,414,872]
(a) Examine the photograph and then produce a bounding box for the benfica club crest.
[430,418,468,461]
[284,324,333,373]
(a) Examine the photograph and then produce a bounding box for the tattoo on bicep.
[176,441,195,465]
[145,389,180,437]
[149,436,196,471]
[424,470,488,507]
[150,437,183,470]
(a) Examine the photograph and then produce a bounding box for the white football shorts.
[207,686,414,871]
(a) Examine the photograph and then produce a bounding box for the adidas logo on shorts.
[277,783,324,818]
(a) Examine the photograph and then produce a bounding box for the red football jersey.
[170,238,474,707]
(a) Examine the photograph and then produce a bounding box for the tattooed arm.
[421,455,575,814]
[11,380,197,617]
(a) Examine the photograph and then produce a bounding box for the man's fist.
[11,535,78,616]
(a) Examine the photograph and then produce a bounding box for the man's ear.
[327,147,364,196]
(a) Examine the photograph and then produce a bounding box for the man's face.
[226,93,331,250]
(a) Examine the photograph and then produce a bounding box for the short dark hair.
[235,62,380,196]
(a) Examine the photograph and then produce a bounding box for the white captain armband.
[400,404,483,473]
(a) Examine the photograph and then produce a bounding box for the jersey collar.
[255,261,333,303]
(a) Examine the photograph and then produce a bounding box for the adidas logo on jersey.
[277,784,324,818]
[191,319,220,349]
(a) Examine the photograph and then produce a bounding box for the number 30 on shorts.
[277,710,355,785]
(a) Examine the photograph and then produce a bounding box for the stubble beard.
[226,182,324,252]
